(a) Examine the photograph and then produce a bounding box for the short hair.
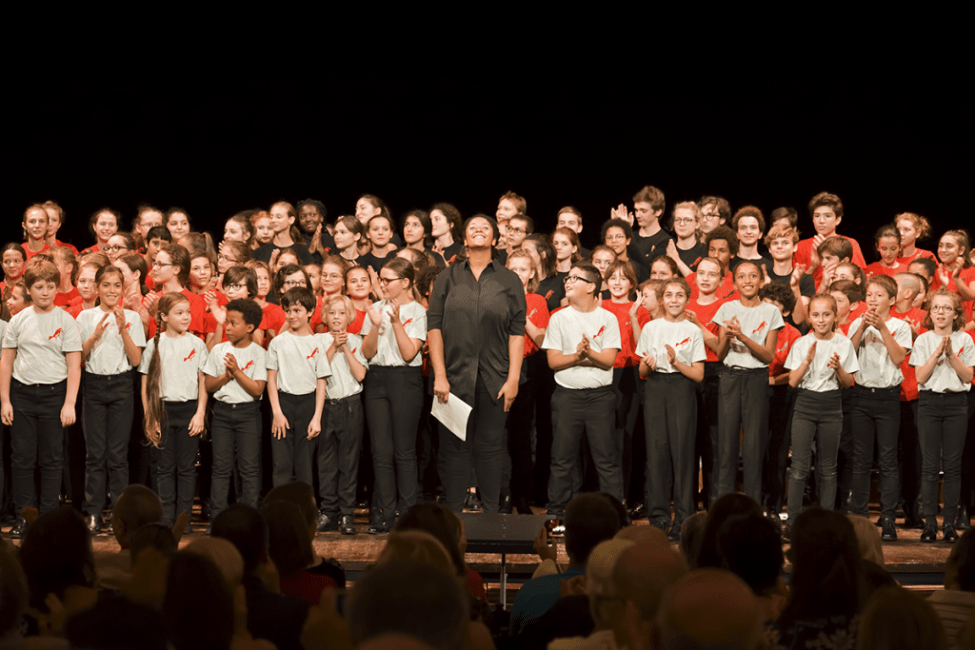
[923,288,966,332]
[866,275,898,301]
[211,504,268,575]
[0,544,28,636]
[704,226,740,256]
[499,191,527,215]
[24,258,60,288]
[146,225,171,243]
[639,278,665,302]
[114,484,164,539]
[280,286,317,314]
[259,501,314,579]
[759,281,797,314]
[222,265,257,298]
[699,195,731,223]
[949,528,975,591]
[633,185,665,213]
[604,259,637,288]
[873,223,901,249]
[600,218,633,243]
[557,205,583,223]
[662,277,692,300]
[225,298,262,330]
[808,191,844,218]
[509,214,534,235]
[732,205,765,233]
[564,493,622,565]
[764,224,800,247]
[262,481,318,529]
[649,254,680,278]
[131,522,178,560]
[297,198,328,221]
[324,294,356,327]
[857,587,948,650]
[571,262,603,296]
[893,272,922,299]
[894,211,932,241]
[717,513,783,597]
[817,235,854,261]
[274,264,311,298]
[19,507,96,611]
[907,257,937,282]
[672,201,700,221]
[769,206,799,229]
[829,279,863,304]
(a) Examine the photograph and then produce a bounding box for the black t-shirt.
[359,250,396,275]
[730,253,774,275]
[678,242,708,273]
[440,240,464,265]
[538,272,566,312]
[767,267,815,297]
[632,229,673,269]
[253,241,315,265]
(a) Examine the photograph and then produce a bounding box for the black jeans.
[365,366,422,521]
[157,400,200,524]
[763,384,796,514]
[918,391,968,528]
[318,395,364,517]
[644,372,697,525]
[210,400,262,519]
[442,376,509,514]
[502,374,534,503]
[898,400,920,517]
[10,379,66,515]
[850,385,901,519]
[717,366,769,503]
[787,389,843,522]
[82,371,134,516]
[696,362,721,508]
[547,385,621,513]
[271,391,316,487]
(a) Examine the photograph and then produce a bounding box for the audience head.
[131,522,178,564]
[262,480,318,540]
[0,543,27,640]
[18,506,96,612]
[113,484,164,548]
[846,514,885,566]
[374,531,456,579]
[163,552,235,650]
[394,503,466,577]
[656,569,762,650]
[696,493,763,569]
[611,543,689,649]
[65,595,168,650]
[945,527,975,591]
[564,493,623,565]
[183,537,245,591]
[211,504,268,576]
[259,500,315,581]
[586,539,634,626]
[717,512,783,598]
[348,561,467,650]
[678,512,708,568]
[857,586,947,650]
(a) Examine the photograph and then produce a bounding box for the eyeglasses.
[674,218,697,226]
[507,227,526,235]
[700,212,720,221]
[564,275,594,285]
[103,245,127,253]
[930,305,955,313]
[378,276,403,286]
[154,262,173,268]
[282,280,304,288]
[217,254,237,263]
[225,283,244,292]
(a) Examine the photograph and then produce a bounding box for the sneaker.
[880,517,897,542]
[667,521,682,543]
[464,492,483,512]
[367,520,391,535]
[9,517,27,539]
[943,525,959,543]
[85,514,102,534]
[920,525,938,543]
[316,513,338,533]
[340,515,356,535]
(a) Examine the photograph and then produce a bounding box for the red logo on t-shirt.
[528,308,537,319]
[676,337,690,348]
[307,348,319,360]
[593,326,605,339]
[959,346,965,357]
[544,290,554,300]
[124,322,132,331]
[402,318,413,327]
[351,347,357,354]
[241,360,254,371]
[48,328,63,340]
[184,349,196,362]
[751,321,767,335]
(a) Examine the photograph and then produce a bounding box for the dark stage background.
[6,26,968,255]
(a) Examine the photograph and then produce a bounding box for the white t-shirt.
[910,331,975,393]
[3,306,83,385]
[359,300,427,367]
[848,316,912,388]
[266,330,331,395]
[542,305,621,389]
[318,332,368,400]
[786,332,860,392]
[139,333,208,402]
[713,300,784,369]
[635,318,706,375]
[204,341,268,404]
[77,307,147,376]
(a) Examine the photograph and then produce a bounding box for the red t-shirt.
[864,261,908,279]
[686,296,728,363]
[348,308,366,335]
[67,296,86,319]
[769,322,802,378]
[80,243,103,255]
[22,242,51,261]
[146,288,207,338]
[524,292,551,357]
[688,271,738,302]
[311,296,325,332]
[54,287,80,308]
[795,235,867,284]
[892,305,928,402]
[930,266,975,323]
[601,299,652,368]
[897,248,935,266]
[279,571,336,606]
[260,302,287,344]
[54,240,79,255]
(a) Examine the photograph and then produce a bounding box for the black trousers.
[442,376,509,514]
[211,400,262,519]
[644,372,697,525]
[530,354,556,506]
[763,384,796,514]
[82,371,134,516]
[717,366,769,503]
[318,395,364,517]
[850,385,901,520]
[416,376,440,502]
[787,389,843,522]
[898,399,921,518]
[502,374,534,503]
[271,391,316,488]
[547,385,621,513]
[614,366,641,505]
[365,366,422,521]
[835,388,855,510]
[10,379,67,515]
[157,400,200,524]
[961,392,975,510]
[918,391,968,528]
[695,362,721,508]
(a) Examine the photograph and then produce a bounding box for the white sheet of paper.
[431,393,472,441]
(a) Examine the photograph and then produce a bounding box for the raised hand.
[723,315,743,340]
[91,312,111,344]
[113,305,127,330]
[826,351,841,371]
[143,292,160,319]
[666,239,681,262]
[333,331,348,349]
[388,298,401,324]
[224,352,240,376]
[805,340,818,364]
[665,344,677,364]
[365,301,383,326]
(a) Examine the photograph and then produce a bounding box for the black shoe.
[499,495,513,514]
[667,521,682,543]
[903,512,924,530]
[464,492,483,512]
[920,526,938,543]
[184,522,193,536]
[765,509,782,529]
[956,506,970,530]
[316,513,338,533]
[85,514,101,534]
[880,517,897,542]
[340,515,356,535]
[9,517,27,539]
[628,503,648,520]
[514,497,532,515]
[943,525,959,543]
[367,520,391,535]
[649,516,670,531]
